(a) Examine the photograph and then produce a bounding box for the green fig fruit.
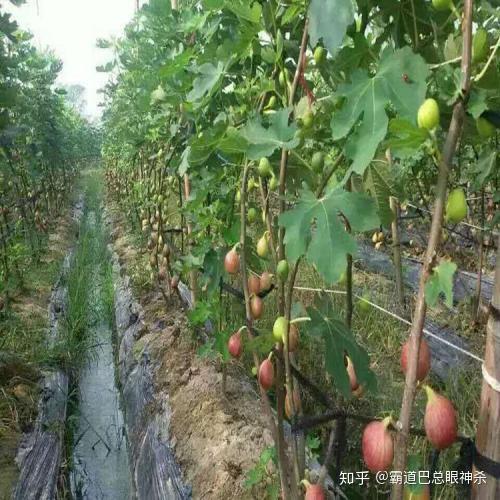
[247,207,257,223]
[432,0,453,10]
[417,98,440,130]
[314,46,326,65]
[472,28,489,64]
[257,234,269,258]
[277,260,289,281]
[258,157,272,177]
[445,188,467,224]
[311,152,325,172]
[476,116,495,138]
[273,316,288,342]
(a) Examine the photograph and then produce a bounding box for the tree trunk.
[472,235,500,499]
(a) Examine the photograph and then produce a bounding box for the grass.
[60,169,120,486]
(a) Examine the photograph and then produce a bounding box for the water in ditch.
[69,178,132,499]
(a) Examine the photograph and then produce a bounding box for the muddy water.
[70,209,132,499]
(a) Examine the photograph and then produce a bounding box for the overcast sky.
[5,0,138,119]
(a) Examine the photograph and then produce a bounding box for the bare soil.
[108,206,273,500]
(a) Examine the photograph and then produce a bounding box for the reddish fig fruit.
[285,389,301,419]
[346,356,360,392]
[260,271,272,291]
[248,275,261,295]
[158,266,167,281]
[228,332,243,358]
[305,483,325,500]
[224,249,240,274]
[400,338,431,382]
[423,386,457,450]
[149,253,158,267]
[362,417,394,472]
[250,295,264,319]
[288,324,299,352]
[170,275,179,289]
[258,359,274,390]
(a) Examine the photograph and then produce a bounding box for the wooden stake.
[472,235,500,499]
[390,195,405,314]
[473,189,485,324]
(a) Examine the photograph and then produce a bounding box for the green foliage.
[244,446,279,499]
[305,295,377,398]
[425,260,457,308]
[238,109,300,159]
[308,0,354,55]
[331,47,429,174]
[279,187,379,283]
[0,2,101,293]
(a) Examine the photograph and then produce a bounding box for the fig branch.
[239,160,294,500]
[292,409,470,443]
[277,17,311,488]
[391,0,473,496]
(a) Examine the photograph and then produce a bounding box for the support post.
[473,235,500,499]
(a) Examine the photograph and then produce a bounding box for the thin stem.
[240,161,292,499]
[474,35,500,82]
[277,17,310,494]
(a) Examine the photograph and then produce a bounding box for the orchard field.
[1,0,500,499]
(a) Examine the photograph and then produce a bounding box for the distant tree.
[61,84,87,114]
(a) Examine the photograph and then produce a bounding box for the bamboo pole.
[390,196,405,314]
[472,235,500,499]
[473,189,485,324]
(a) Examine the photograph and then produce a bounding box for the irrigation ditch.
[10,175,192,499]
